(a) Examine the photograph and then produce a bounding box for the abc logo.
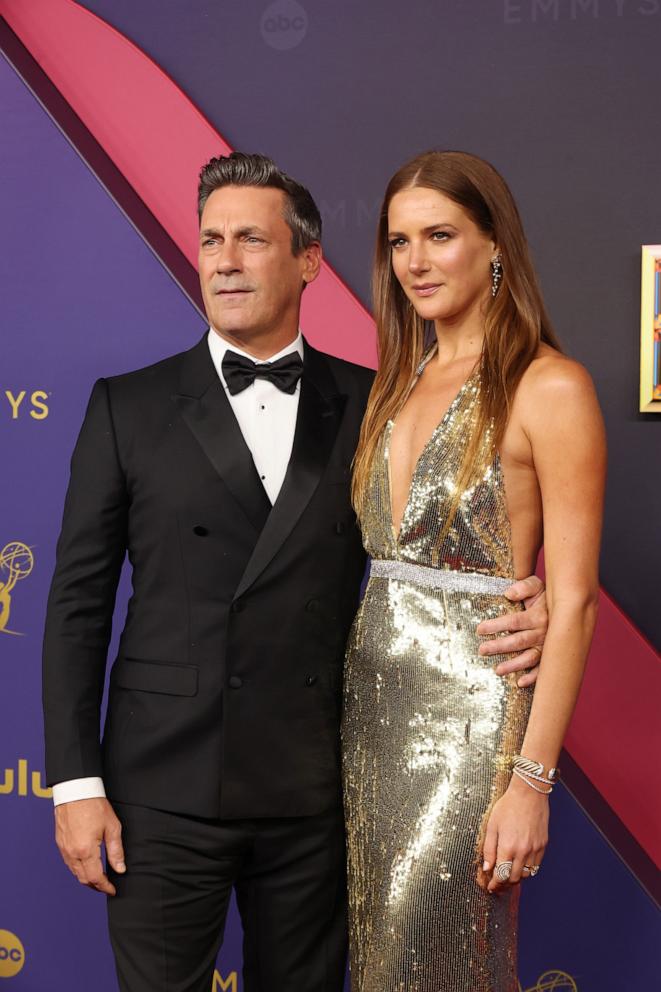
[0,930,25,978]
[260,0,308,50]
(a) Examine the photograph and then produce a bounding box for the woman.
[342,151,605,992]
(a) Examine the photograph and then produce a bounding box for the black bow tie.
[221,351,303,396]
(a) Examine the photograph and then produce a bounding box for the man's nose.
[215,243,242,273]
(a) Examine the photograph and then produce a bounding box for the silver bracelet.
[513,767,553,795]
[515,768,555,786]
[512,754,560,784]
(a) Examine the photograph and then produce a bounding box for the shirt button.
[230,601,244,614]
[305,675,317,687]
[335,522,346,535]
[193,525,209,537]
[305,599,319,614]
[228,676,243,689]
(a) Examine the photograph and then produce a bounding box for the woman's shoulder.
[517,344,597,404]
[511,345,603,446]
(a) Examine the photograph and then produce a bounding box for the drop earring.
[491,254,503,297]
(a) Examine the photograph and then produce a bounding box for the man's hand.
[477,575,548,688]
[54,797,125,896]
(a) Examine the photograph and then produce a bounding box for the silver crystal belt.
[368,559,513,595]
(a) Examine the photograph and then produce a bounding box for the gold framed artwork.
[639,244,661,412]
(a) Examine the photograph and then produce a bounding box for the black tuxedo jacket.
[43,336,374,818]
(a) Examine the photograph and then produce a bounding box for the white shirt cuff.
[52,777,106,807]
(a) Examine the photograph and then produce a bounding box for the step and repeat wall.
[1,2,659,990]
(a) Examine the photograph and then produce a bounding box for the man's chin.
[209,304,253,331]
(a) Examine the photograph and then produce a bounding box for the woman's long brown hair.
[352,150,562,521]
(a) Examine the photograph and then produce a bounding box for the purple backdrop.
[1,33,657,992]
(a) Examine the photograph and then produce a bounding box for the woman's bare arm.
[482,355,606,891]
[516,356,605,768]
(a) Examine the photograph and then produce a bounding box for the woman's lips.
[412,284,441,297]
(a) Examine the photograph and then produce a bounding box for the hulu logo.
[0,758,52,798]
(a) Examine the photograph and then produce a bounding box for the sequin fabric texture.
[342,366,532,992]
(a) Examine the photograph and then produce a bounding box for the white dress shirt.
[207,327,303,504]
[52,329,304,807]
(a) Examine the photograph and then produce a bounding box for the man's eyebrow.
[235,225,269,238]
[199,225,270,239]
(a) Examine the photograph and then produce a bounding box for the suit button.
[228,676,243,689]
[305,599,319,614]
[230,601,244,613]
[335,521,346,535]
[193,525,209,536]
[305,675,318,686]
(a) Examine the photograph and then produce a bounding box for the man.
[43,153,547,992]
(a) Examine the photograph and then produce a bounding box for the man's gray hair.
[198,151,322,254]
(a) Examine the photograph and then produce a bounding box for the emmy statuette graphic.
[0,541,34,636]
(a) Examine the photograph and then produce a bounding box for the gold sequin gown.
[342,365,532,992]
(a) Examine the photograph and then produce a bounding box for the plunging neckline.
[387,364,479,546]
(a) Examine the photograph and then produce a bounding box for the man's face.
[198,185,320,345]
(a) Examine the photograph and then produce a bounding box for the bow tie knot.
[222,351,303,396]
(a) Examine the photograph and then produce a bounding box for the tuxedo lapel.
[233,342,347,601]
[172,336,272,533]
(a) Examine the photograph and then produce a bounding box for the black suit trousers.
[107,801,348,992]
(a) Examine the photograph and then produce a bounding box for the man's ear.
[301,242,322,287]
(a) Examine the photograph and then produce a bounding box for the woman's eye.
[431,231,450,241]
[389,238,406,249]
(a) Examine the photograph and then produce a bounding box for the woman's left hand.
[480,776,549,892]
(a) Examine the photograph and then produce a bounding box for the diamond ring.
[495,861,513,882]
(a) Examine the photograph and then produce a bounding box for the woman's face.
[387,187,496,324]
